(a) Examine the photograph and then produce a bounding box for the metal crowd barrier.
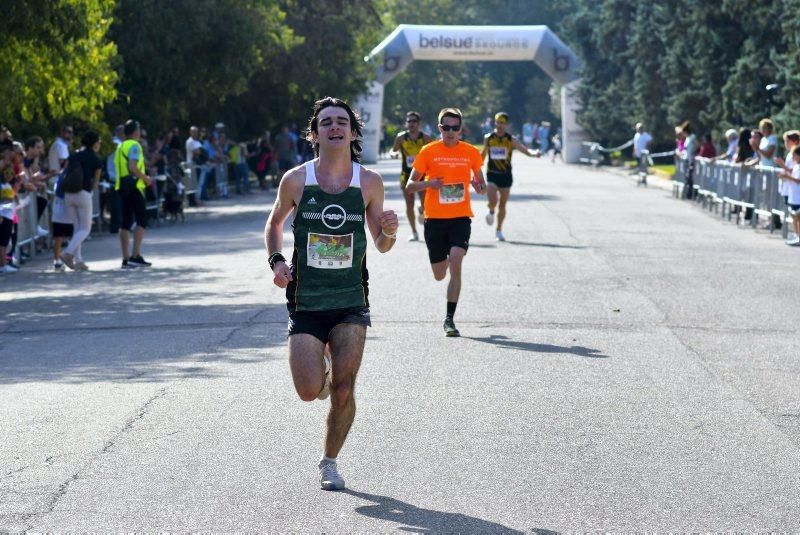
[16,192,44,252]
[674,158,792,237]
[180,162,199,197]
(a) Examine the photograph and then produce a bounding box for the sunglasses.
[440,124,461,132]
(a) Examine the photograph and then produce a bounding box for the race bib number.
[405,155,416,168]
[439,183,465,204]
[490,147,508,160]
[307,232,353,269]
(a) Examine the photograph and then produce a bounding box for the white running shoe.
[408,231,419,242]
[2,264,19,273]
[496,230,506,242]
[319,460,345,491]
[317,353,332,400]
[486,212,495,225]
[36,225,49,237]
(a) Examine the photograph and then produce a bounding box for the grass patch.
[652,164,675,176]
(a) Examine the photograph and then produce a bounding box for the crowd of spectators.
[0,119,316,275]
[668,118,800,246]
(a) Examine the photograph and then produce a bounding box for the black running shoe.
[121,259,138,269]
[443,317,460,337]
[128,255,152,267]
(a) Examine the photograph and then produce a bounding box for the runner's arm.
[481,138,489,162]
[389,134,403,158]
[512,137,540,157]
[471,169,487,195]
[265,168,302,287]
[405,168,441,193]
[363,169,398,253]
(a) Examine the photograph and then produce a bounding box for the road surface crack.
[16,388,168,526]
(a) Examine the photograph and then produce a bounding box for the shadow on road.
[466,335,610,358]
[344,489,535,534]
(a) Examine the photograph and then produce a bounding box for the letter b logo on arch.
[321,204,347,230]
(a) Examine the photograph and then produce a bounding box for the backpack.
[63,152,84,194]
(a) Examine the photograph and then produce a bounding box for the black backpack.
[63,151,84,193]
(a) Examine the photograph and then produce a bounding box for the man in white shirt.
[185,126,202,164]
[632,123,652,159]
[47,125,73,173]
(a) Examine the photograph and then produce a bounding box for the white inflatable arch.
[355,24,588,163]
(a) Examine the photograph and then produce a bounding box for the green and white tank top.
[287,161,369,312]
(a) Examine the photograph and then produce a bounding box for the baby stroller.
[162,153,185,222]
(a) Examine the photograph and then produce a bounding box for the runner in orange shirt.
[406,107,487,337]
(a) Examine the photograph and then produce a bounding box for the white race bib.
[405,155,416,168]
[490,147,507,160]
[439,183,465,204]
[307,232,353,269]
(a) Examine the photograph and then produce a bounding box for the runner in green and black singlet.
[287,161,369,312]
[391,111,432,241]
[265,97,398,492]
[481,112,541,242]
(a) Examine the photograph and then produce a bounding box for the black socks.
[446,301,457,319]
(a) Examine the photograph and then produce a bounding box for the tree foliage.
[0,0,118,130]
[561,0,792,147]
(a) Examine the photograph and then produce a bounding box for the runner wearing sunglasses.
[406,108,487,337]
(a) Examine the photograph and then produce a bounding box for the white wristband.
[381,229,397,240]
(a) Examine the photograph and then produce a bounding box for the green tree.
[0,0,118,131]
[108,0,299,134]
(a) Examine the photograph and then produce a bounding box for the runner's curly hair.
[307,97,364,162]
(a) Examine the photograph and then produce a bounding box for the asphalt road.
[2,156,799,532]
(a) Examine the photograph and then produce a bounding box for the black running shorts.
[424,217,471,264]
[119,177,148,231]
[288,306,371,344]
[51,222,73,238]
[487,171,513,189]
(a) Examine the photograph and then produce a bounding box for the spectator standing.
[275,126,298,183]
[777,145,800,246]
[755,118,777,168]
[253,137,273,190]
[47,125,73,174]
[1,146,21,273]
[106,124,124,233]
[698,134,717,158]
[678,121,698,199]
[633,122,652,160]
[734,128,753,163]
[185,126,202,165]
[719,129,739,161]
[23,136,53,238]
[538,121,551,155]
[775,130,800,241]
[61,131,103,271]
[114,120,153,269]
[745,129,763,167]
[522,119,535,148]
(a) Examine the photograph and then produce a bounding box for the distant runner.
[482,112,541,241]
[391,111,432,241]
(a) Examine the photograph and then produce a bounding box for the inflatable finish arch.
[355,25,588,164]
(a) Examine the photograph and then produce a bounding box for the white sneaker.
[486,212,495,225]
[2,264,19,273]
[317,353,331,400]
[408,231,419,242]
[319,459,345,491]
[36,225,49,237]
[496,230,506,242]
[786,237,800,246]
[53,261,65,272]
